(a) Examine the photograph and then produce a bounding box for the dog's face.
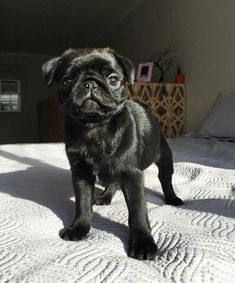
[42,48,135,124]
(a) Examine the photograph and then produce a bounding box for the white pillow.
[198,92,235,139]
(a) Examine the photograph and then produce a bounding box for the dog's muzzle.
[72,80,117,112]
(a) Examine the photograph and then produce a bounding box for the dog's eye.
[108,75,119,86]
[63,76,74,87]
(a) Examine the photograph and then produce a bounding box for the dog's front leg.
[60,169,95,241]
[121,169,157,260]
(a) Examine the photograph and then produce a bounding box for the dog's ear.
[113,53,135,84]
[42,57,62,86]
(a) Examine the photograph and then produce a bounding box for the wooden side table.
[126,82,185,138]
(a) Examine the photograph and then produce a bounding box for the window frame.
[0,79,21,112]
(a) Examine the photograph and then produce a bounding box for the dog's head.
[42,48,135,124]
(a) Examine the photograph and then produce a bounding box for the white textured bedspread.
[0,137,235,282]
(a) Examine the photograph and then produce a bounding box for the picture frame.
[136,62,154,82]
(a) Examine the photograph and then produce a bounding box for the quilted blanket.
[0,136,235,282]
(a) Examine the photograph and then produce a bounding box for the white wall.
[99,0,235,132]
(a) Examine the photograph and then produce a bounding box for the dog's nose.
[83,80,98,90]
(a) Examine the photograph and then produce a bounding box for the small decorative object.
[136,62,154,82]
[151,47,175,83]
[175,66,185,83]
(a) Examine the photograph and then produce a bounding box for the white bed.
[1,91,235,282]
[0,134,235,283]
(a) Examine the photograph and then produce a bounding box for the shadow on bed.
[146,186,235,219]
[0,149,130,246]
[179,199,235,219]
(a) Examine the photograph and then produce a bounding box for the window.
[0,79,21,112]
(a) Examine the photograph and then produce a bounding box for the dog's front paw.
[59,225,90,241]
[165,196,183,206]
[128,235,157,260]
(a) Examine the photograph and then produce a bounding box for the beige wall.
[99,0,235,132]
[0,52,56,144]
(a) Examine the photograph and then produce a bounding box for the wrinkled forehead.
[69,52,122,74]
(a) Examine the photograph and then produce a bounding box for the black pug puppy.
[42,48,183,260]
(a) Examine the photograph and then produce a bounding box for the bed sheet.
[0,137,235,282]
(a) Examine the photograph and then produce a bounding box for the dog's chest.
[70,128,117,169]
[82,139,110,166]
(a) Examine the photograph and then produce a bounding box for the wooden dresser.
[126,82,185,138]
[38,83,185,142]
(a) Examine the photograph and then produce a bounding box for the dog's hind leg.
[94,183,118,205]
[155,136,183,206]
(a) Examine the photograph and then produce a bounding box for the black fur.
[42,48,183,260]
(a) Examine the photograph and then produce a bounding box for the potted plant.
[175,65,185,84]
